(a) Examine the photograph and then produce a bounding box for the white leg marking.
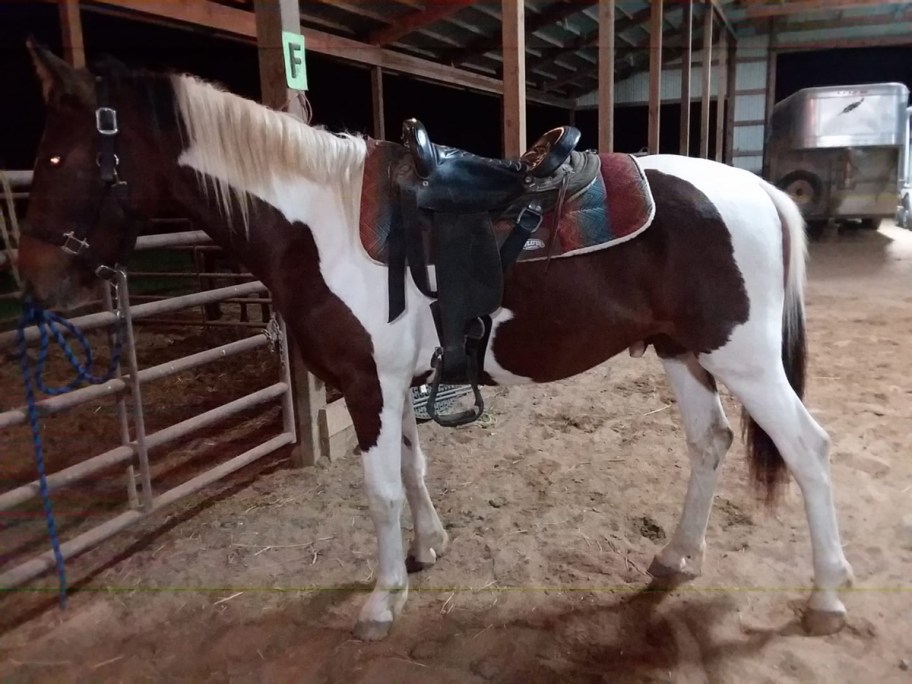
[650,355,733,580]
[401,400,449,571]
[701,352,854,633]
[355,380,410,641]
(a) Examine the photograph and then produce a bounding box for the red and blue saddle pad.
[358,141,656,266]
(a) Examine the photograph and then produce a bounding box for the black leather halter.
[35,74,145,280]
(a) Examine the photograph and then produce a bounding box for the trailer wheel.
[777,170,823,216]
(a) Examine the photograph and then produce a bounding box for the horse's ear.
[25,36,92,106]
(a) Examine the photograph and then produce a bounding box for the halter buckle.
[96,107,118,136]
[61,232,89,256]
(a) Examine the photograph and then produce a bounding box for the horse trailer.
[765,82,912,231]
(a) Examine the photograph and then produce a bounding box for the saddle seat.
[401,118,582,213]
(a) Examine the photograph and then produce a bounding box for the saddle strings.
[544,174,570,274]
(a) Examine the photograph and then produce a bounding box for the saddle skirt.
[358,139,657,267]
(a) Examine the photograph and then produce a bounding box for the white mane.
[170,73,367,234]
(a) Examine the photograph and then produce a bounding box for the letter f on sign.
[282,31,308,90]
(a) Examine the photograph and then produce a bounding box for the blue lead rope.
[16,295,125,608]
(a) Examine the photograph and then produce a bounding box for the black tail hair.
[742,298,806,505]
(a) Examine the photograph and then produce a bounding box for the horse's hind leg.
[401,398,449,572]
[701,348,854,635]
[649,354,733,581]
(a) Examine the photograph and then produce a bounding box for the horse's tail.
[743,179,809,504]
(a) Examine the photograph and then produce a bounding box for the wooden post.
[254,0,326,467]
[700,2,714,159]
[714,26,727,162]
[647,0,663,154]
[597,0,615,153]
[58,0,85,68]
[501,0,526,157]
[763,23,778,177]
[725,35,737,164]
[679,0,693,156]
[371,66,385,140]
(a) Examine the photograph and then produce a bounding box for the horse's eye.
[48,155,62,167]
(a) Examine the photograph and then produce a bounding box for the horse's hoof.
[647,558,681,579]
[802,609,847,636]
[354,618,394,641]
[405,555,434,574]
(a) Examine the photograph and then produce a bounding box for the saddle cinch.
[391,118,600,427]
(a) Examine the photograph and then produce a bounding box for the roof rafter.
[444,0,596,67]
[369,0,478,46]
[526,4,659,87]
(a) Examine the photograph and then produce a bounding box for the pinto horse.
[17,42,853,640]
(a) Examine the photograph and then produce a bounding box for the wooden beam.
[746,0,904,19]
[254,0,301,113]
[762,24,777,177]
[370,0,477,46]
[774,32,912,52]
[597,0,615,153]
[679,0,693,155]
[83,0,573,108]
[58,0,85,68]
[254,0,324,467]
[648,0,663,154]
[724,34,737,164]
[502,0,526,157]
[708,0,735,38]
[714,28,726,162]
[447,0,593,67]
[772,7,912,32]
[700,3,713,159]
[371,66,385,139]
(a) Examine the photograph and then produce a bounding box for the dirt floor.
[0,223,910,683]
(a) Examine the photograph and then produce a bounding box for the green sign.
[282,31,307,91]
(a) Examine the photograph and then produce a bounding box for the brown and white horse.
[17,43,854,641]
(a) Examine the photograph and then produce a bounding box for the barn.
[1,1,911,681]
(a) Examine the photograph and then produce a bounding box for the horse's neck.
[165,163,358,292]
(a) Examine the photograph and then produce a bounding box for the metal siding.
[734,125,765,151]
[734,94,766,122]
[735,61,766,90]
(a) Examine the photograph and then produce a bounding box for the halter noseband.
[40,73,145,280]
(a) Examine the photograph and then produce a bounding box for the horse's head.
[19,39,157,310]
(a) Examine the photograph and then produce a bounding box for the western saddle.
[390,118,598,426]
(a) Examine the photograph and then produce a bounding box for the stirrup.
[425,348,485,427]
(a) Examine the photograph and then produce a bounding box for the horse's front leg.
[347,377,410,641]
[401,397,448,572]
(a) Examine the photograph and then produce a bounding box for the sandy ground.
[0,223,910,683]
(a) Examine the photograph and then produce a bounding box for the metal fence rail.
[0,223,299,593]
